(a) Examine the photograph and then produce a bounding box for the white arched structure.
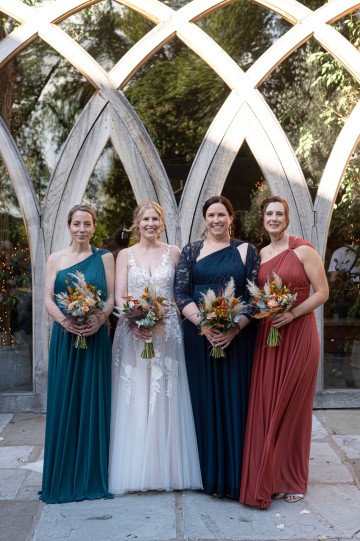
[0,0,359,410]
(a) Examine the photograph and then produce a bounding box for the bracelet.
[289,310,296,319]
[196,321,202,331]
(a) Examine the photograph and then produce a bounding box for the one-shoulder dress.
[40,247,112,504]
[175,240,259,499]
[240,236,320,508]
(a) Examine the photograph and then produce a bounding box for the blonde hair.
[130,201,165,242]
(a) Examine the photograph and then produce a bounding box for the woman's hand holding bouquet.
[114,287,170,359]
[56,271,106,349]
[198,277,246,359]
[247,272,297,347]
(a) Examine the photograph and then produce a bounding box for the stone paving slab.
[0,445,33,468]
[311,415,328,441]
[0,501,41,541]
[0,411,359,541]
[0,413,45,447]
[17,471,43,500]
[316,410,360,435]
[182,490,355,541]
[33,493,177,541]
[308,441,354,483]
[0,413,12,434]
[333,435,360,459]
[0,469,28,499]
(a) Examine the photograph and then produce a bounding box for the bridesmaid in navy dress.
[41,204,114,503]
[174,196,259,499]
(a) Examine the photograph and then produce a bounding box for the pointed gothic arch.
[0,0,359,410]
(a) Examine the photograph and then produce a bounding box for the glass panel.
[331,7,360,41]
[300,0,326,7]
[222,142,270,244]
[0,13,18,42]
[59,1,154,72]
[83,142,136,252]
[158,0,188,7]
[0,38,94,203]
[324,144,360,390]
[0,161,33,393]
[19,0,43,5]
[259,36,358,199]
[124,36,230,201]
[196,0,291,70]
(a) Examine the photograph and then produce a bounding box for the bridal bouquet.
[56,271,105,349]
[198,277,246,359]
[247,272,297,347]
[114,287,170,359]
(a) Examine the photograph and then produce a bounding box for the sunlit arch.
[180,95,312,242]
[0,118,47,401]
[314,102,360,259]
[43,92,178,254]
[0,0,359,409]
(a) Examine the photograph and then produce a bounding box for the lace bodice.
[128,246,175,300]
[174,239,260,318]
[127,246,181,343]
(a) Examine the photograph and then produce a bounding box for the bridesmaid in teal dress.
[175,196,259,499]
[40,204,114,504]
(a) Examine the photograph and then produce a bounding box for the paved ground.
[0,410,360,541]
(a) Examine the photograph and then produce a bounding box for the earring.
[202,228,208,239]
[229,225,233,237]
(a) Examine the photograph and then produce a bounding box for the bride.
[108,201,202,494]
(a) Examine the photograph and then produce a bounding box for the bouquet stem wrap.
[74,334,87,349]
[141,339,155,359]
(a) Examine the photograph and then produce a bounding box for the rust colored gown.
[240,236,320,509]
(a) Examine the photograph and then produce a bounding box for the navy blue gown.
[175,240,259,499]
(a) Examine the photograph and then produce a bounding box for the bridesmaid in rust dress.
[240,195,329,509]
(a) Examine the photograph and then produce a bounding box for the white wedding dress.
[108,246,202,494]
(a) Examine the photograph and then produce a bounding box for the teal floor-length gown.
[40,247,112,504]
[175,240,259,499]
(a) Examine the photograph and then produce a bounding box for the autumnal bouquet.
[198,277,246,359]
[114,287,170,359]
[247,272,297,347]
[56,271,105,349]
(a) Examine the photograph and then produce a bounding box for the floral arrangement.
[114,287,170,359]
[247,272,297,347]
[56,271,105,349]
[198,277,246,358]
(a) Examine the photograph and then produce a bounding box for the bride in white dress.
[109,201,202,494]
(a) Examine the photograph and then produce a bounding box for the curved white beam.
[43,91,178,253]
[314,102,360,260]
[0,118,47,399]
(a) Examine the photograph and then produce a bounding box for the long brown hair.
[67,204,97,226]
[259,195,289,242]
[202,195,234,219]
[201,196,234,239]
